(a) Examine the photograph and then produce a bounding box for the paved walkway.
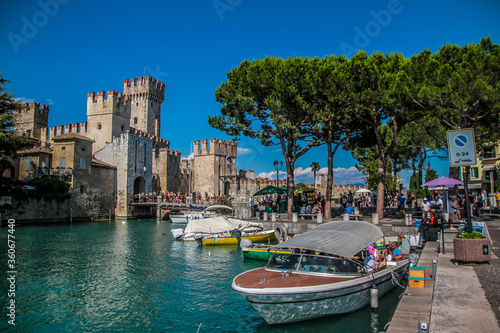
[378,207,500,332]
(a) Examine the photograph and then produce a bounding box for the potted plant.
[454,231,491,262]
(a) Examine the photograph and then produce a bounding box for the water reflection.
[0,220,406,332]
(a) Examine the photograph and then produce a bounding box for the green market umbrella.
[253,185,287,196]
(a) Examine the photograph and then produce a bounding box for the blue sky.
[1,0,499,187]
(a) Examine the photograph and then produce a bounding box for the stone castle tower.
[14,102,49,140]
[192,139,237,196]
[123,76,165,137]
[86,90,131,152]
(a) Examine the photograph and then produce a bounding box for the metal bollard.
[432,259,437,280]
[418,321,429,332]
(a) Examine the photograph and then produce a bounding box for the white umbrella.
[355,189,371,193]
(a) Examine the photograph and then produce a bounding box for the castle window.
[121,125,125,131]
[81,147,85,152]
[80,185,84,193]
[97,123,102,130]
[134,117,138,124]
[61,147,66,151]
[80,158,86,169]
[136,102,138,106]
[151,103,153,106]
[60,157,66,168]
[26,156,33,171]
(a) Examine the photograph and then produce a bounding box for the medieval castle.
[10,75,366,220]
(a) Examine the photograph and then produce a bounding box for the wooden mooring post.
[156,196,162,220]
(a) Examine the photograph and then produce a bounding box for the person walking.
[398,193,406,219]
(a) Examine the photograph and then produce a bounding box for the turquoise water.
[0,220,405,332]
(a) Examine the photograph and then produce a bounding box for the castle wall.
[94,133,153,218]
[154,148,181,193]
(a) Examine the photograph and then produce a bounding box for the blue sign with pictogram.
[446,128,477,166]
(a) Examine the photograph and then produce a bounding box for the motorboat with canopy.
[232,221,410,324]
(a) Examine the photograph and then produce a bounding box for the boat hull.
[233,260,409,324]
[202,230,277,246]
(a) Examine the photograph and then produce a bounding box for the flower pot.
[453,238,491,262]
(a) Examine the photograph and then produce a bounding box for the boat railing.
[267,253,363,276]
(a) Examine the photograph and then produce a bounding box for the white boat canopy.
[273,221,384,258]
[184,216,262,234]
[203,205,234,212]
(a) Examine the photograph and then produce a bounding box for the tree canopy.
[0,75,33,173]
[210,37,500,219]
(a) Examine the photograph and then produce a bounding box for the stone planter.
[454,238,491,262]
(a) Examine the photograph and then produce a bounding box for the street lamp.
[273,160,283,184]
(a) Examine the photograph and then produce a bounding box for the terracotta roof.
[92,158,116,169]
[52,133,94,142]
[18,146,53,155]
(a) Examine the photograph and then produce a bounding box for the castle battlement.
[193,138,237,156]
[15,102,49,123]
[123,76,165,102]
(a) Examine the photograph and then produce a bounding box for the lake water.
[0,219,406,332]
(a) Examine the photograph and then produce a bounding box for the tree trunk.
[377,159,386,219]
[286,167,295,220]
[324,143,334,220]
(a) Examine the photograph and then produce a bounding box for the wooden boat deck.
[234,268,358,289]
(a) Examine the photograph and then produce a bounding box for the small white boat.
[169,211,205,224]
[232,221,410,325]
[171,215,265,242]
[168,205,233,224]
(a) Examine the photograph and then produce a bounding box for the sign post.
[446,128,477,233]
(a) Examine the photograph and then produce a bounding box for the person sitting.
[305,204,313,214]
[345,203,355,214]
[311,204,320,214]
[300,205,306,214]
[390,242,403,261]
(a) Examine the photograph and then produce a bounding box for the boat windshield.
[267,253,361,275]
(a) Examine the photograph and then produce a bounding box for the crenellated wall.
[192,138,237,196]
[123,76,165,137]
[14,102,49,140]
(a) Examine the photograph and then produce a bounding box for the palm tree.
[310,162,321,189]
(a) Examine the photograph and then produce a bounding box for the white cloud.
[257,166,365,186]
[181,152,194,161]
[14,97,35,104]
[257,171,277,179]
[237,147,252,155]
[45,99,54,105]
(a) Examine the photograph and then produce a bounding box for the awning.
[482,164,499,172]
[272,221,384,258]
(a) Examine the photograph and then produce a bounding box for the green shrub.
[456,231,485,239]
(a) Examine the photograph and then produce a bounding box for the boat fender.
[371,285,379,310]
[274,224,288,240]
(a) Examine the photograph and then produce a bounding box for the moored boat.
[242,245,294,261]
[202,230,277,246]
[171,215,265,242]
[231,221,410,325]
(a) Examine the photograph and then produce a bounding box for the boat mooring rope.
[391,271,405,289]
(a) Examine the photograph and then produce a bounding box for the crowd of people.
[255,193,327,214]
[133,191,229,205]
